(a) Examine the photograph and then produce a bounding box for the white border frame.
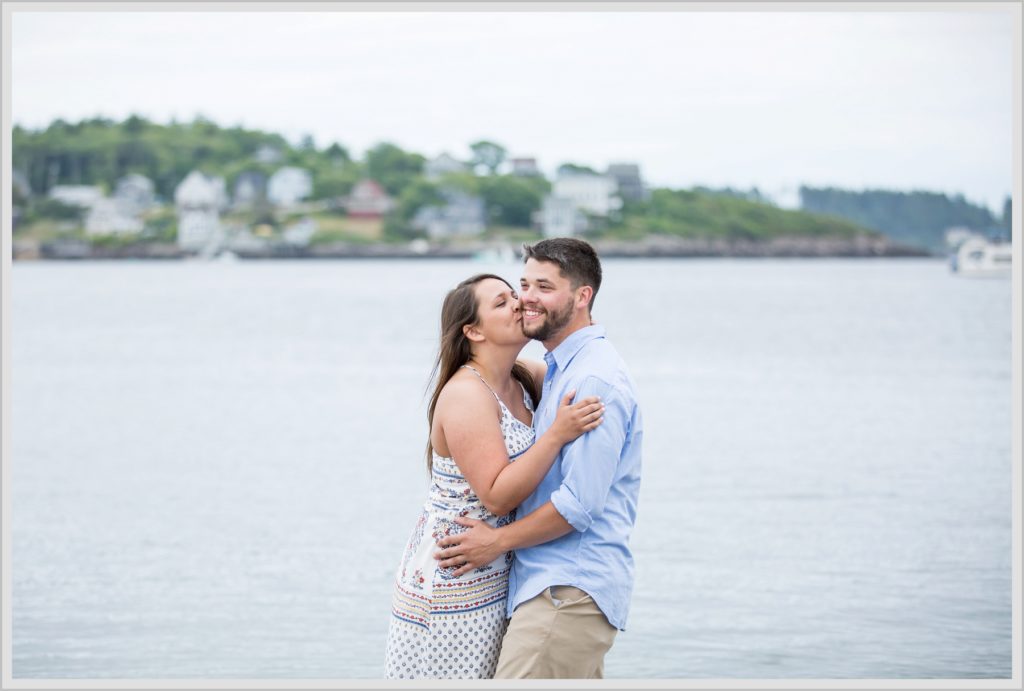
[1,2,1020,689]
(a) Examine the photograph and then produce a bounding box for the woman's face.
[471,278,528,348]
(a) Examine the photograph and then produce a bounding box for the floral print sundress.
[384,365,536,679]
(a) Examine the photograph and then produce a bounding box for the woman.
[384,273,604,679]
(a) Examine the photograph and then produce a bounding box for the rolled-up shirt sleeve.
[549,376,628,532]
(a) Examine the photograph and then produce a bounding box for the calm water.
[10,258,1013,679]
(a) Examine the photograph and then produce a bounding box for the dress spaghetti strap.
[461,364,533,426]
[461,364,503,404]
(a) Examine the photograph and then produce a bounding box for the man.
[435,237,643,679]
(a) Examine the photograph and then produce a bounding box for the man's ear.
[575,285,593,312]
[463,323,484,343]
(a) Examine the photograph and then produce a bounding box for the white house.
[541,196,588,238]
[174,171,226,250]
[113,174,156,215]
[424,153,469,180]
[175,170,227,209]
[267,167,313,207]
[85,198,144,236]
[48,185,104,209]
[552,172,621,217]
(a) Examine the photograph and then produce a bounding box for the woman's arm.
[437,379,603,516]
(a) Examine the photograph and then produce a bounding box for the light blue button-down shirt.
[508,324,643,630]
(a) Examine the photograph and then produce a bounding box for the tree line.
[12,116,554,236]
[800,186,1011,253]
[23,114,993,248]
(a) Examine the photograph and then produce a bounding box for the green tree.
[556,162,599,176]
[479,175,548,227]
[365,142,426,196]
[395,178,444,221]
[610,188,872,241]
[9,113,354,202]
[325,142,350,164]
[799,186,997,253]
[470,140,507,175]
[313,166,360,200]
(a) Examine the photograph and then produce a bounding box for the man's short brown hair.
[522,237,603,312]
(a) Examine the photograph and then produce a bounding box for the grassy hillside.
[605,189,876,241]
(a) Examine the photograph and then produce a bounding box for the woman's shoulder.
[436,369,497,409]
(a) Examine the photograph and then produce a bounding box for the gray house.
[606,163,649,202]
[412,189,486,239]
[233,171,268,209]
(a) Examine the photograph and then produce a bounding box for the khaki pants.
[495,585,618,679]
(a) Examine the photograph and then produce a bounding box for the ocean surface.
[9,258,1014,679]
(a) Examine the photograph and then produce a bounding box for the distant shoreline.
[13,234,934,261]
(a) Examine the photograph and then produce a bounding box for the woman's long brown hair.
[425,273,540,473]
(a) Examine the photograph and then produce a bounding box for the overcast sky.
[10,8,1016,212]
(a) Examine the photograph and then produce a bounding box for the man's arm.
[547,376,627,532]
[436,376,629,577]
[436,502,572,577]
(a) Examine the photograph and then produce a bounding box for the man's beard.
[521,296,574,342]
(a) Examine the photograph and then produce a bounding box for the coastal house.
[424,153,470,180]
[48,185,104,209]
[411,188,486,239]
[232,171,268,209]
[267,167,313,207]
[510,157,541,177]
[85,198,144,236]
[552,171,622,218]
[113,174,156,216]
[606,163,648,202]
[174,170,226,250]
[345,179,395,218]
[541,195,588,238]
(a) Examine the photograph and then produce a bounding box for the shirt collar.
[544,324,606,372]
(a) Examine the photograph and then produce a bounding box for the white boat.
[472,243,517,263]
[953,237,1012,277]
[215,249,239,263]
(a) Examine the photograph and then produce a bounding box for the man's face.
[519,258,577,343]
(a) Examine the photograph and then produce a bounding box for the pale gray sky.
[10,8,1016,212]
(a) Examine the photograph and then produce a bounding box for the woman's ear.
[463,323,484,343]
